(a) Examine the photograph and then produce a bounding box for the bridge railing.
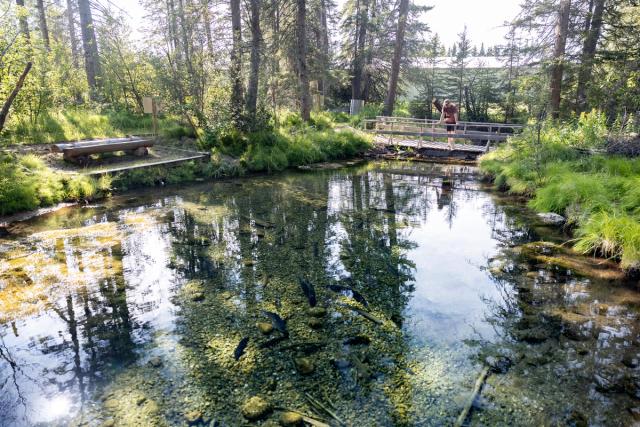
[362,116,524,151]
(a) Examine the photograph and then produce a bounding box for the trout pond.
[0,161,638,426]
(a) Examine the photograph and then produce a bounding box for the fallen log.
[454,365,491,427]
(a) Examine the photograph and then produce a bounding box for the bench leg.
[133,147,148,156]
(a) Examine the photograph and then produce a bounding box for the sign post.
[143,97,159,137]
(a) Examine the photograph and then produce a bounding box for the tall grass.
[202,111,372,173]
[479,111,640,270]
[0,109,193,145]
[0,154,108,215]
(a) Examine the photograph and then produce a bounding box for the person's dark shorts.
[446,124,456,132]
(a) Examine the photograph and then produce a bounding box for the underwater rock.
[184,410,203,424]
[257,322,274,334]
[279,411,303,426]
[265,377,278,391]
[565,409,588,427]
[537,212,566,225]
[343,335,371,346]
[517,242,625,281]
[191,292,205,302]
[243,259,256,267]
[294,357,315,375]
[308,307,327,317]
[241,396,271,420]
[99,420,115,427]
[485,356,512,373]
[622,354,639,369]
[307,318,323,329]
[136,396,147,406]
[148,356,163,368]
[331,359,351,369]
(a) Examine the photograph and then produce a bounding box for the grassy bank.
[480,111,640,270]
[0,113,371,217]
[0,109,194,145]
[202,111,372,172]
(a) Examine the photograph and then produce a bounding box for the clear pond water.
[0,161,638,426]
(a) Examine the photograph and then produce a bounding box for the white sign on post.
[143,97,154,114]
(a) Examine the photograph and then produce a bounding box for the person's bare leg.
[448,131,454,150]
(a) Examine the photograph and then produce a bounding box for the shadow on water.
[0,160,638,426]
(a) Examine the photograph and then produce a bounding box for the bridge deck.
[374,135,486,153]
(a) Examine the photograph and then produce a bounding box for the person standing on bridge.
[439,99,459,150]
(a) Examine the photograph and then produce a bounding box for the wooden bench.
[52,137,155,165]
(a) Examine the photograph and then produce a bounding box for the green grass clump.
[574,212,640,269]
[1,108,192,145]
[204,112,372,174]
[0,154,108,215]
[480,111,640,269]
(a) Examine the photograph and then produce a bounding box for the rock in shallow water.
[294,357,315,375]
[307,317,323,329]
[184,410,202,424]
[537,212,566,225]
[279,411,303,426]
[308,307,327,317]
[257,322,274,334]
[241,396,271,420]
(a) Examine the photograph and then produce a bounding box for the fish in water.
[234,337,249,360]
[328,284,369,308]
[262,310,288,336]
[299,277,317,307]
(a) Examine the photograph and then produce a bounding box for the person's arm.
[439,109,445,124]
[454,112,459,127]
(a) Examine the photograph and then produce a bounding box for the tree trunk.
[78,0,102,100]
[66,0,80,68]
[36,0,50,50]
[202,0,215,59]
[246,0,261,116]
[361,0,376,101]
[229,0,244,125]
[382,0,410,116]
[548,0,571,119]
[0,62,32,133]
[317,0,329,97]
[15,0,30,41]
[270,0,280,118]
[296,0,311,121]
[352,0,369,100]
[576,0,604,113]
[167,0,182,61]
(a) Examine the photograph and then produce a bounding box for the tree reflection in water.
[0,161,638,426]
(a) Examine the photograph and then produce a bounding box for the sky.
[116,0,521,49]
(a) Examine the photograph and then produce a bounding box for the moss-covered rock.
[241,396,271,420]
[279,411,303,426]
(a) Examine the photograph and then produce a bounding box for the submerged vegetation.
[480,111,640,270]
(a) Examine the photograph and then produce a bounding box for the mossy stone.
[279,411,303,426]
[185,410,203,424]
[294,357,315,375]
[308,307,327,317]
[307,317,323,329]
[241,396,271,420]
[257,322,274,334]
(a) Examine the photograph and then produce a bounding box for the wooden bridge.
[363,116,524,159]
